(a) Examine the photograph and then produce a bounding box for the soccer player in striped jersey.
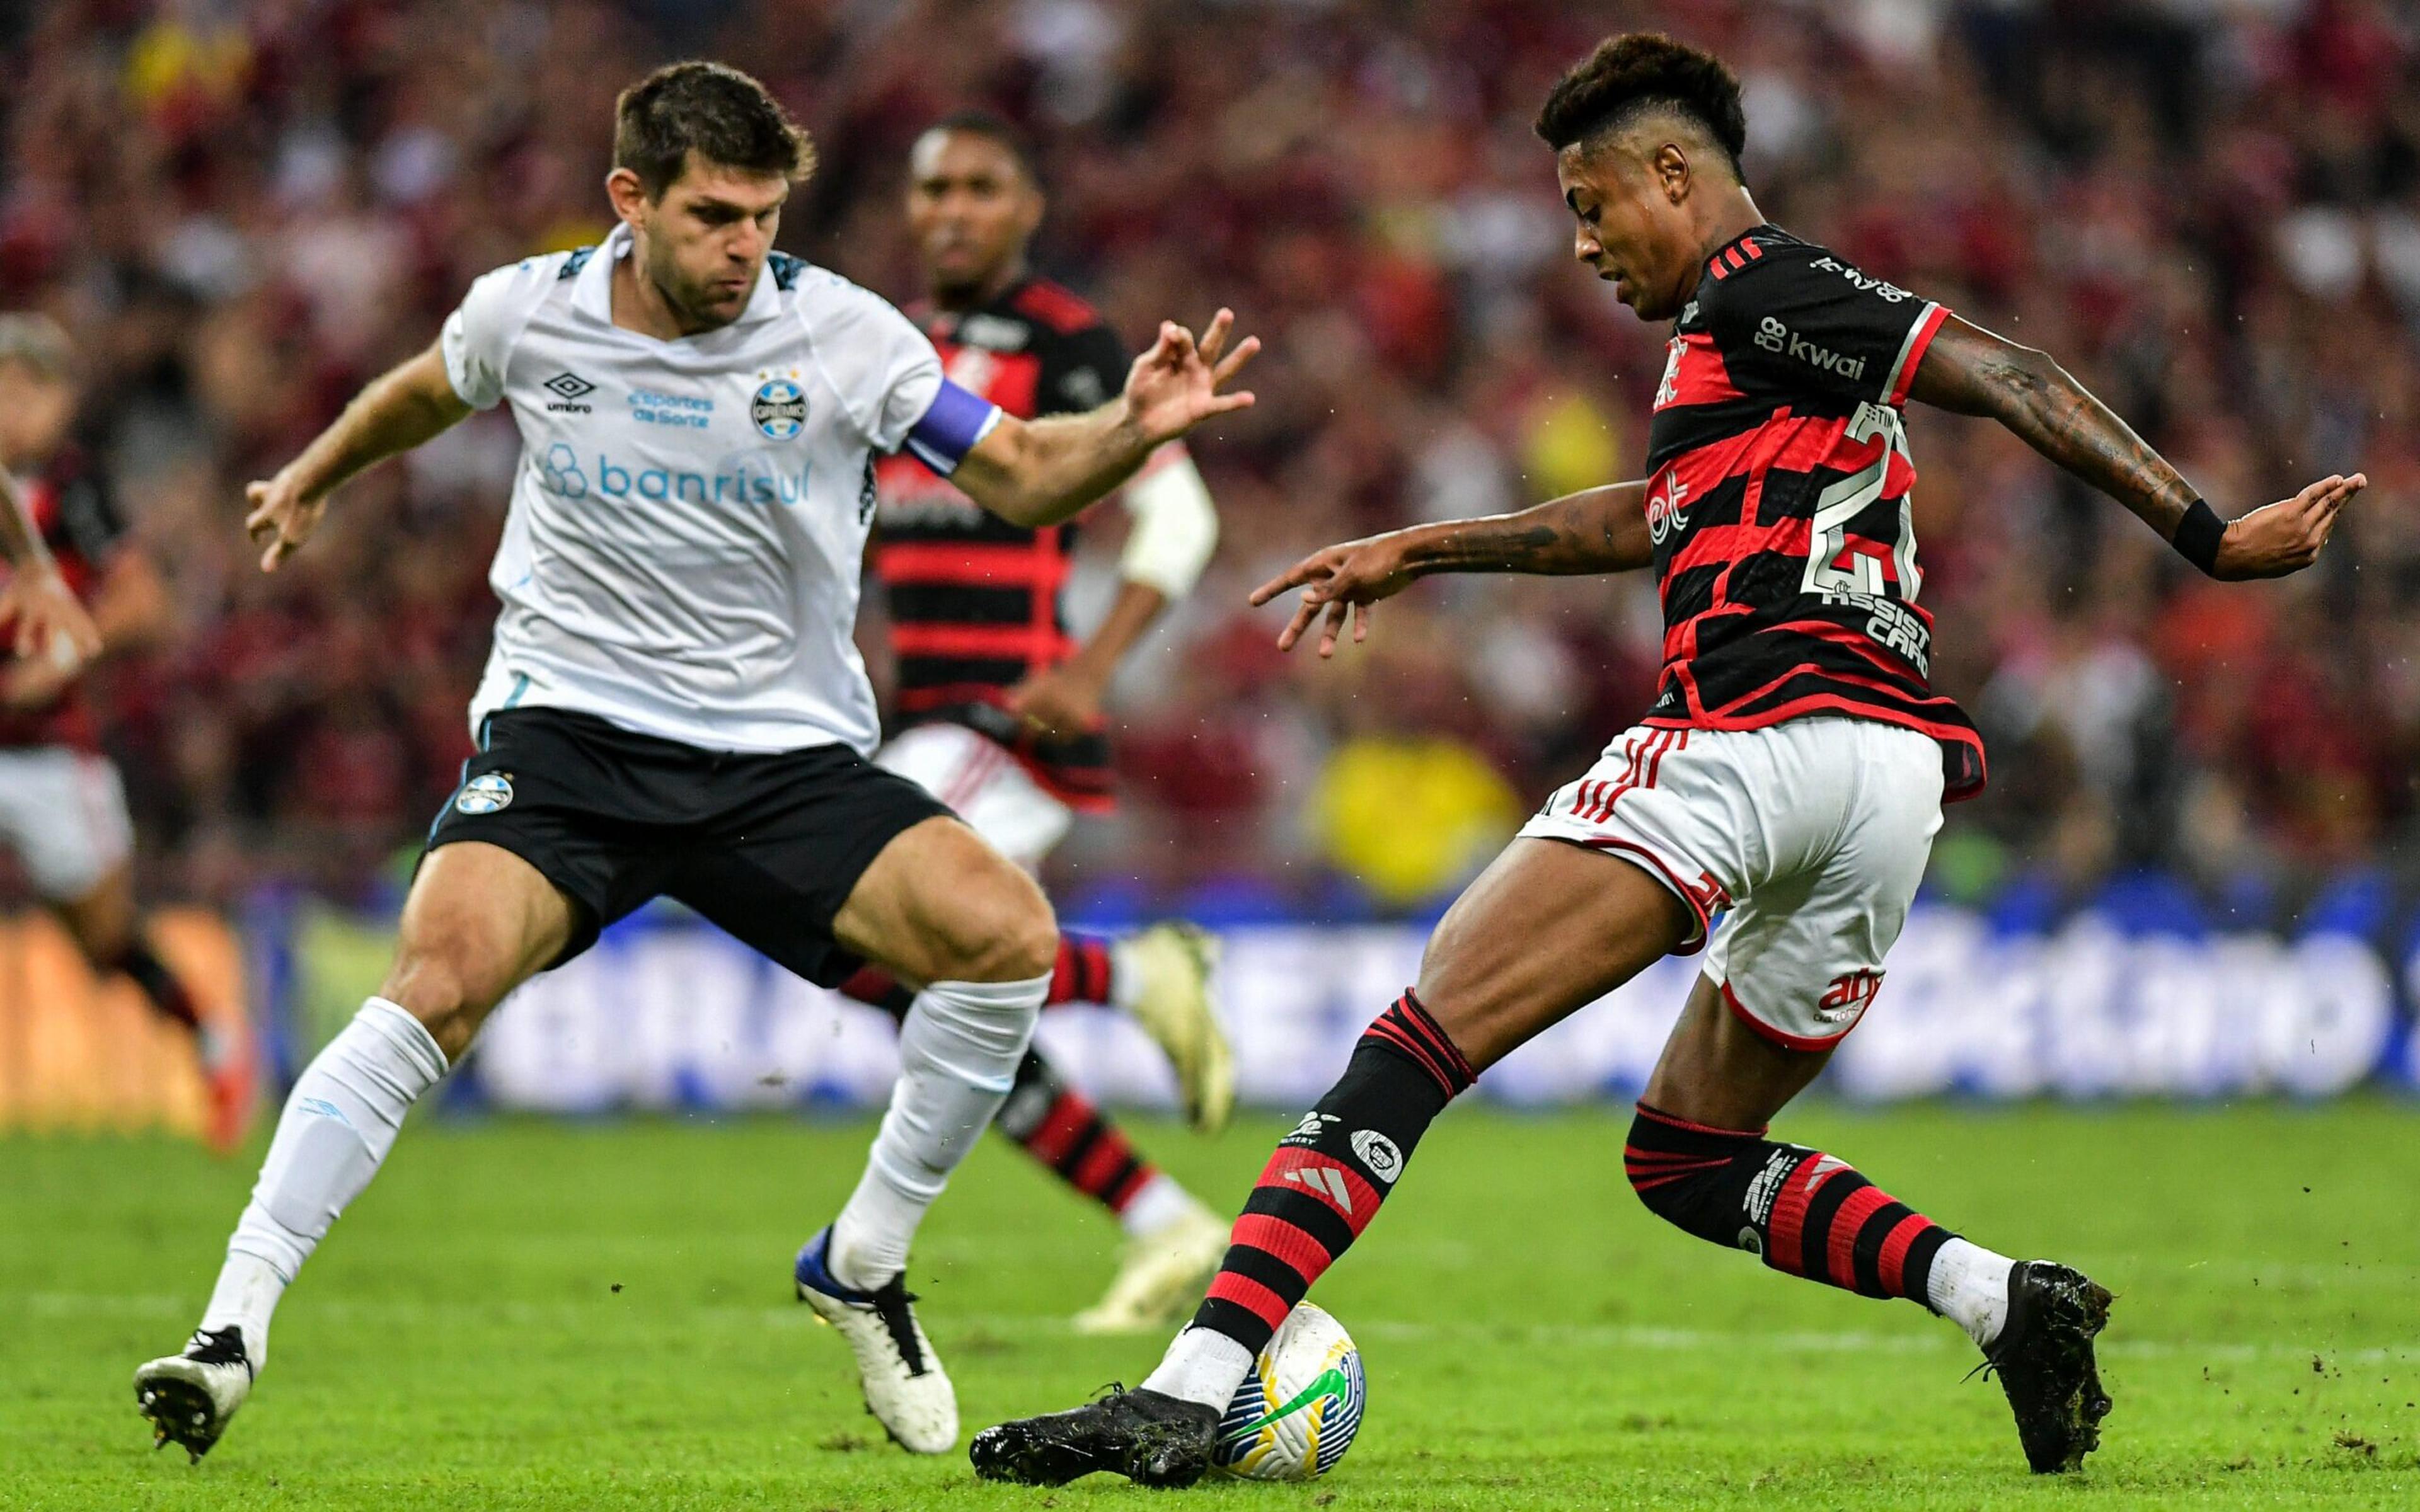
[833,113,1233,1334]
[975,33,2362,1486]
[0,317,248,1150]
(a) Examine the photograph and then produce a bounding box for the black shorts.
[424,708,952,985]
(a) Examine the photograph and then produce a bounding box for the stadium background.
[5,0,2420,1126]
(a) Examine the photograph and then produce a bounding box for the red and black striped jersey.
[0,445,125,751]
[871,277,1130,810]
[1639,225,1985,799]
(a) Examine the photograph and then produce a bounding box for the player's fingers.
[1250,557,1329,606]
[1201,389,1255,416]
[1196,309,1235,368]
[1315,597,1350,658]
[1210,335,1261,387]
[1275,593,1322,652]
[1352,600,1373,644]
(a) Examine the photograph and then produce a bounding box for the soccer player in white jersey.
[133,62,1258,1462]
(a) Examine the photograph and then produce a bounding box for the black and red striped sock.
[115,940,203,1033]
[1625,1102,1953,1305]
[1048,933,1115,1007]
[1190,990,1474,1356]
[996,1048,1160,1216]
[839,934,1115,1019]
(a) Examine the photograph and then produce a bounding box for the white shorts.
[873,722,1072,871]
[1518,717,1944,1050]
[0,747,134,902]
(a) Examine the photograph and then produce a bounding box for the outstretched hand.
[2215,472,2365,580]
[1124,309,1260,447]
[244,471,327,573]
[1248,532,1421,657]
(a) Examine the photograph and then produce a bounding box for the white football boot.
[134,1327,255,1462]
[794,1227,957,1453]
[1072,1200,1231,1334]
[1114,924,1235,1133]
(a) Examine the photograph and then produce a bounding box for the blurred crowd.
[3,0,2417,920]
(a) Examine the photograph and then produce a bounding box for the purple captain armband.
[902,379,1003,476]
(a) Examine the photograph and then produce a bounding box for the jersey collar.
[572,222,785,329]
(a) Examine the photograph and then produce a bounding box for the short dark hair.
[1533,33,1747,177]
[614,61,815,199]
[924,108,1041,185]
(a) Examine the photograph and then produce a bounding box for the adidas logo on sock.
[1283,1166,1354,1213]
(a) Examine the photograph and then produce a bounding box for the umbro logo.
[543,372,596,415]
[1283,1166,1354,1213]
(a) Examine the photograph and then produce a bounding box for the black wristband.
[2171,498,2225,576]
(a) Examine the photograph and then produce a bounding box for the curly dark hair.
[1533,33,1747,176]
[614,61,815,199]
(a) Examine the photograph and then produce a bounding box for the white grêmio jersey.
[441,222,1000,754]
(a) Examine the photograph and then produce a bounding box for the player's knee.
[380,936,510,1060]
[970,892,1059,983]
[931,873,1057,984]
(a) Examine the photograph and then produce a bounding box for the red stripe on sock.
[1367,1019,1458,1096]
[1105,1164,1157,1214]
[1260,1148,1383,1237]
[1022,1091,1095,1167]
[1232,1211,1334,1285]
[1078,937,1114,1003]
[1206,1270,1293,1332]
[1623,1156,1732,1179]
[1876,1213,1933,1297]
[1396,991,1477,1085]
[1073,1129,1136,1198]
[1826,1184,1895,1290]
[1768,1161,1813,1275]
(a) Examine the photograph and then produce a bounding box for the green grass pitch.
[8,1100,2419,1509]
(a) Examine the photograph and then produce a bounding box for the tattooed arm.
[1910,315,2363,580]
[1248,481,1649,656]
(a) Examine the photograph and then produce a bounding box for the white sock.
[1927,1237,2017,1348]
[1141,1325,1257,1410]
[210,998,447,1353]
[198,1252,284,1368]
[829,974,1046,1292]
[1118,1172,1201,1240]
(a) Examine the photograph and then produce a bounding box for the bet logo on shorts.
[751,379,807,440]
[454,772,515,815]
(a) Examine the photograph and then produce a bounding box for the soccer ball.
[1211,1302,1366,1480]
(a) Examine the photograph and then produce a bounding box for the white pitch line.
[29,1292,2416,1367]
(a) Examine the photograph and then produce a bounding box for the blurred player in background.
[133,62,1256,1463]
[0,314,250,1154]
[976,33,2365,1487]
[832,112,1231,1334]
